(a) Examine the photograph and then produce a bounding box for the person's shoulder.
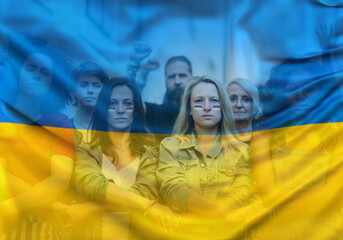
[75,141,103,162]
[160,136,182,149]
[39,113,72,128]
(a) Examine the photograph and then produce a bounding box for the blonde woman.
[62,78,179,239]
[157,76,252,221]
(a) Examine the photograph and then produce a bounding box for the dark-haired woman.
[62,77,178,239]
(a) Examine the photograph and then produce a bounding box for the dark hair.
[91,77,156,159]
[164,55,192,75]
[4,32,72,114]
[72,61,108,90]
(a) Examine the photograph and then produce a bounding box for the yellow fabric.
[1,123,343,239]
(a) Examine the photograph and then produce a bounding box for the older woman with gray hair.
[226,78,262,144]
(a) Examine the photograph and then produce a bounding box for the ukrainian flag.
[1,1,343,240]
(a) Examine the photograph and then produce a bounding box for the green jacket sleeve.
[130,146,159,200]
[157,137,194,213]
[72,145,112,203]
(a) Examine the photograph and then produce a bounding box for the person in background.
[144,56,193,136]
[70,61,108,143]
[226,78,262,144]
[0,33,74,239]
[127,43,193,136]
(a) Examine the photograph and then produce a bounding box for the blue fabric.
[0,1,342,131]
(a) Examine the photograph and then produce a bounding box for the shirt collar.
[206,135,222,158]
[179,132,222,158]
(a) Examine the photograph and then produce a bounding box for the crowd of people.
[0,33,342,240]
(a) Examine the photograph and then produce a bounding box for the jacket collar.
[179,132,222,158]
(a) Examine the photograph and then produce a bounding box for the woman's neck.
[197,134,216,146]
[195,124,218,136]
[109,131,131,148]
[108,131,135,170]
[73,106,94,129]
[195,126,218,156]
[235,119,252,133]
[12,94,43,122]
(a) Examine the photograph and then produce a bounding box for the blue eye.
[79,82,88,88]
[230,96,237,102]
[93,83,102,89]
[242,97,252,103]
[124,101,133,106]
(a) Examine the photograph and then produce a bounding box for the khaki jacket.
[72,139,159,202]
[157,134,252,213]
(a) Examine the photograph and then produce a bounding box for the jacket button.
[227,169,233,174]
[200,163,205,168]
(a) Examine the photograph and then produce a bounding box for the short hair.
[164,56,192,75]
[72,61,108,90]
[225,78,262,119]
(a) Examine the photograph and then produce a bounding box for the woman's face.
[107,85,134,132]
[228,83,253,122]
[18,53,53,98]
[190,82,222,134]
[75,74,103,108]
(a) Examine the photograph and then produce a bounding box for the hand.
[63,204,93,225]
[52,202,91,228]
[135,58,160,86]
[129,42,152,64]
[146,203,181,232]
[316,22,336,50]
[51,202,71,228]
[140,58,160,72]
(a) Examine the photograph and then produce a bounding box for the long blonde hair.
[173,76,249,159]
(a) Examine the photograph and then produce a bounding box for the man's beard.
[166,86,184,105]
